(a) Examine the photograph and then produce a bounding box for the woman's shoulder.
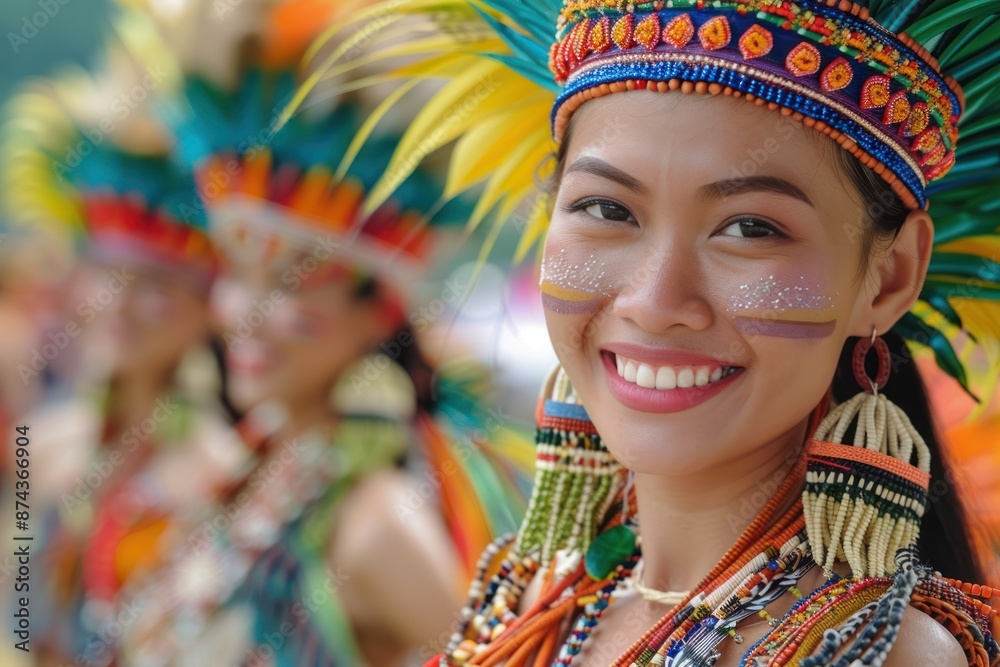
[798,568,997,667]
[881,605,968,667]
[331,468,456,570]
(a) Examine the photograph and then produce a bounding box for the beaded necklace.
[437,462,1000,667]
[116,414,408,666]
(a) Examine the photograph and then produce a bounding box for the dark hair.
[209,334,244,423]
[352,276,438,413]
[551,111,987,583]
[834,151,986,584]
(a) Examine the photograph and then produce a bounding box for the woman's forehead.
[566,91,836,183]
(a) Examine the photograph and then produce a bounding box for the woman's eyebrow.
[698,175,815,207]
[564,156,649,196]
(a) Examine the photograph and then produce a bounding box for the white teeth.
[636,363,656,389]
[655,366,677,390]
[613,354,735,390]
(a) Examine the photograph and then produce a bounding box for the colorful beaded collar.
[549,0,966,210]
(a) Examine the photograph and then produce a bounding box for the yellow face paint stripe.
[539,280,601,302]
[734,308,839,324]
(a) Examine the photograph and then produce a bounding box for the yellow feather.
[364,61,536,214]
[513,194,551,264]
[936,236,1000,258]
[447,98,552,198]
[463,126,551,233]
[334,78,421,180]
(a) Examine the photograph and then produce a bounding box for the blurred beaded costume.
[98,1,536,665]
[0,39,240,666]
[310,0,1000,664]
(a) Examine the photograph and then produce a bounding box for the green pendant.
[584,524,637,580]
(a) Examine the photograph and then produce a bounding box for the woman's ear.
[852,209,934,336]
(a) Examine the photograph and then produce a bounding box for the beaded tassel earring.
[804,330,931,578]
[513,365,627,575]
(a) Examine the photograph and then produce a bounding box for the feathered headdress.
[1,44,217,290]
[301,0,1000,403]
[116,0,467,293]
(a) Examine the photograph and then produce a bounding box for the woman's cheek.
[724,272,840,340]
[539,235,632,316]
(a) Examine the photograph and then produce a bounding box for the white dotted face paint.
[540,247,612,314]
[727,275,838,339]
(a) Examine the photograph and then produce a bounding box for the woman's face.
[544,91,881,477]
[83,263,210,379]
[210,255,391,413]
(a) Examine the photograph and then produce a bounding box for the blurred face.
[80,262,210,378]
[210,255,391,413]
[545,92,877,476]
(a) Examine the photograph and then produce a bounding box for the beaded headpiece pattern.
[312,0,1000,401]
[122,0,468,291]
[1,65,218,289]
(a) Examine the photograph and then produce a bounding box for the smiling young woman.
[310,0,1000,665]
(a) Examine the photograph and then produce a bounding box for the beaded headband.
[549,0,965,210]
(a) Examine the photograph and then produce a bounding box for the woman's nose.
[209,277,254,331]
[612,244,714,335]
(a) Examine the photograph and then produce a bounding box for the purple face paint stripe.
[541,293,603,315]
[732,317,836,339]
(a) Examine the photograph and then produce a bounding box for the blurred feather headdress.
[1,39,218,289]
[116,0,468,292]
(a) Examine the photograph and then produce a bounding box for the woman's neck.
[107,370,171,436]
[633,417,809,592]
[276,395,338,442]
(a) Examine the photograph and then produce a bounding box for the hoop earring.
[803,329,931,578]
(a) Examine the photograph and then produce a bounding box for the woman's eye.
[577,199,636,223]
[720,218,781,239]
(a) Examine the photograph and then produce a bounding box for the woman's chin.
[227,377,274,413]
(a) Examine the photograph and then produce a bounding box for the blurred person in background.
[0,229,77,424]
[1,41,245,666]
[93,1,534,665]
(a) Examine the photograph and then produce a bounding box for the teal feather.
[67,140,206,229]
[905,0,999,43]
[471,5,560,91]
[923,292,967,330]
[895,313,975,399]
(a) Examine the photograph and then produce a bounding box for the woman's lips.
[600,347,744,413]
[226,342,273,376]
